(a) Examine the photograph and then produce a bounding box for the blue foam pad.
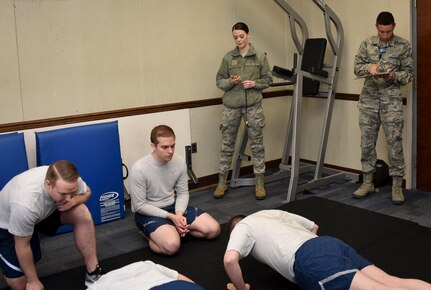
[0,132,29,190]
[35,121,125,233]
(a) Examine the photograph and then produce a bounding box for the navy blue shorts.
[134,204,204,236]
[150,280,204,290]
[293,236,372,290]
[0,229,42,278]
[35,209,64,237]
[0,210,63,278]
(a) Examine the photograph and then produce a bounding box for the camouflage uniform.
[354,35,414,177]
[216,43,272,174]
[219,103,265,174]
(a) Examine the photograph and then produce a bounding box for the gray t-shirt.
[0,166,87,236]
[226,209,317,282]
[129,154,189,218]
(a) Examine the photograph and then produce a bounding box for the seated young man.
[129,125,221,255]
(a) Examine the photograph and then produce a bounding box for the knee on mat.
[194,215,221,239]
[159,239,181,256]
[205,222,221,239]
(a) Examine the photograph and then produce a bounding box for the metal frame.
[230,0,357,202]
[185,145,198,184]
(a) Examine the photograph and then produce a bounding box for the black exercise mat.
[277,196,418,250]
[359,224,431,281]
[21,197,431,289]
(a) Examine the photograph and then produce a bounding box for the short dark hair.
[150,125,175,145]
[232,22,249,33]
[227,214,246,236]
[376,11,395,26]
[45,160,80,186]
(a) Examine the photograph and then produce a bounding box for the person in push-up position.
[224,209,431,290]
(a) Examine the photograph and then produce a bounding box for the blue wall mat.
[35,121,125,234]
[0,132,29,190]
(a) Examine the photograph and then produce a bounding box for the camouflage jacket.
[354,35,414,110]
[216,43,273,108]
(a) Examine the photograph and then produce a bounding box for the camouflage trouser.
[359,107,404,177]
[218,103,265,174]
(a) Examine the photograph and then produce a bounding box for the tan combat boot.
[213,173,228,199]
[392,176,405,205]
[353,173,375,199]
[255,174,266,200]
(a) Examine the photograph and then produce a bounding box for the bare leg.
[148,224,181,255]
[5,276,27,290]
[189,213,221,239]
[350,265,431,290]
[61,204,99,272]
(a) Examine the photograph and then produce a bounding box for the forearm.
[137,202,169,218]
[15,240,39,283]
[216,59,236,91]
[133,193,172,218]
[58,189,91,211]
[354,59,371,77]
[71,191,90,205]
[393,64,414,85]
[227,269,248,289]
[225,260,248,290]
[174,192,189,214]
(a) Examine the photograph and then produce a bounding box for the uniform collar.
[232,43,256,57]
[372,34,396,47]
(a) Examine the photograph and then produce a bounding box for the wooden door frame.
[412,0,431,191]
[412,0,417,189]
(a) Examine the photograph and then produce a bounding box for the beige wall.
[0,0,413,186]
[1,0,236,121]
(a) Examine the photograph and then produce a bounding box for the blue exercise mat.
[35,121,125,233]
[0,132,29,190]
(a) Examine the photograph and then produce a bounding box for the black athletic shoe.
[85,265,103,287]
